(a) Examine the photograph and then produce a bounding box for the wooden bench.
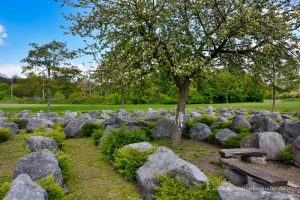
[220,158,288,186]
[219,148,267,159]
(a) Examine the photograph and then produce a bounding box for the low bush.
[185,116,218,137]
[280,145,295,165]
[154,174,222,200]
[31,125,66,149]
[92,127,105,145]
[101,128,147,161]
[142,121,156,140]
[0,128,10,143]
[222,132,251,149]
[36,174,66,200]
[198,116,218,126]
[206,131,217,144]
[56,151,71,182]
[212,121,232,130]
[0,181,11,199]
[5,118,27,129]
[113,147,155,182]
[234,125,252,135]
[81,122,103,137]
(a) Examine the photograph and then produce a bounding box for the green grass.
[0,135,28,184]
[0,99,299,113]
[64,138,141,200]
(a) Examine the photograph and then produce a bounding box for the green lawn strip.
[64,138,141,200]
[0,135,28,184]
[0,99,299,113]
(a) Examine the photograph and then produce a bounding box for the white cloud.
[0,24,8,46]
[0,64,24,77]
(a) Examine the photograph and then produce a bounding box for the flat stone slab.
[219,148,267,158]
[220,158,288,186]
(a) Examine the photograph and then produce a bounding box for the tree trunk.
[172,76,191,147]
[272,82,275,112]
[121,85,125,110]
[47,67,51,113]
[226,94,228,104]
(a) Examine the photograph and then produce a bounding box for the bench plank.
[220,158,288,186]
[219,148,267,158]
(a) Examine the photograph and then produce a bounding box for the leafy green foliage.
[206,131,217,144]
[101,128,147,161]
[154,174,222,200]
[80,122,103,137]
[56,151,71,182]
[280,145,295,165]
[92,127,105,145]
[142,121,156,140]
[234,126,252,135]
[113,147,155,182]
[212,121,232,130]
[5,118,27,129]
[185,116,218,138]
[223,132,251,149]
[0,181,11,199]
[0,128,10,143]
[36,174,66,200]
[31,124,65,148]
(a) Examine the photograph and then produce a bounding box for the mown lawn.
[64,138,142,200]
[0,99,299,113]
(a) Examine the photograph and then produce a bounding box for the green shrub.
[101,128,147,161]
[36,175,66,200]
[56,151,71,182]
[206,131,217,144]
[113,147,155,181]
[185,117,218,138]
[280,145,295,165]
[234,125,252,135]
[142,121,156,140]
[31,125,65,149]
[0,181,11,199]
[5,118,27,129]
[198,116,218,126]
[0,128,10,143]
[81,122,102,137]
[154,174,221,200]
[222,136,241,148]
[92,127,105,145]
[212,121,232,130]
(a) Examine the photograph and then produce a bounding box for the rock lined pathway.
[64,138,141,200]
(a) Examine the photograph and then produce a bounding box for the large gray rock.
[25,119,53,133]
[292,136,300,168]
[230,115,251,130]
[249,115,280,132]
[4,174,48,200]
[277,120,300,144]
[224,169,247,185]
[36,111,57,120]
[215,128,237,145]
[270,112,283,121]
[152,118,174,139]
[64,114,92,137]
[240,134,259,148]
[133,110,146,118]
[136,147,208,200]
[88,110,100,118]
[123,142,154,152]
[257,132,285,160]
[15,110,31,118]
[63,111,77,122]
[13,149,63,187]
[251,110,270,116]
[26,136,58,153]
[0,122,19,134]
[217,182,297,200]
[189,123,212,141]
[144,109,160,120]
[117,109,131,122]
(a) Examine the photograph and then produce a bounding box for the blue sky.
[0,0,88,77]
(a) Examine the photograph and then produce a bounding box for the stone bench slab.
[219,148,267,158]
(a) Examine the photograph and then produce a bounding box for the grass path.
[0,135,27,184]
[64,138,142,200]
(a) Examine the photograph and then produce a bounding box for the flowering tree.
[59,0,300,146]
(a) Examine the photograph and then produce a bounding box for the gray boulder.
[25,119,53,133]
[15,110,31,118]
[191,111,202,119]
[133,110,145,118]
[189,123,212,141]
[224,169,247,185]
[13,149,63,187]
[26,136,58,153]
[117,109,131,122]
[144,109,160,120]
[249,115,280,132]
[136,147,208,200]
[217,182,297,200]
[292,136,300,168]
[36,111,57,119]
[251,110,270,116]
[217,107,228,114]
[88,110,100,118]
[101,115,121,126]
[64,114,92,137]
[282,114,292,120]
[231,115,251,130]
[63,111,77,122]
[152,118,174,139]
[100,113,111,120]
[215,128,237,145]
[0,122,19,134]
[221,112,235,119]
[4,174,48,200]
[123,142,154,152]
[270,112,283,121]
[240,134,259,148]
[277,120,300,144]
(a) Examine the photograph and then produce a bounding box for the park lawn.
[64,138,142,200]
[0,99,299,113]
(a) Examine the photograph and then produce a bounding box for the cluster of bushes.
[0,181,11,199]
[0,128,10,143]
[5,118,28,129]
[36,175,67,200]
[280,145,296,165]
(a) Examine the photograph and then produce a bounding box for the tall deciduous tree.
[21,41,76,112]
[59,0,300,146]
